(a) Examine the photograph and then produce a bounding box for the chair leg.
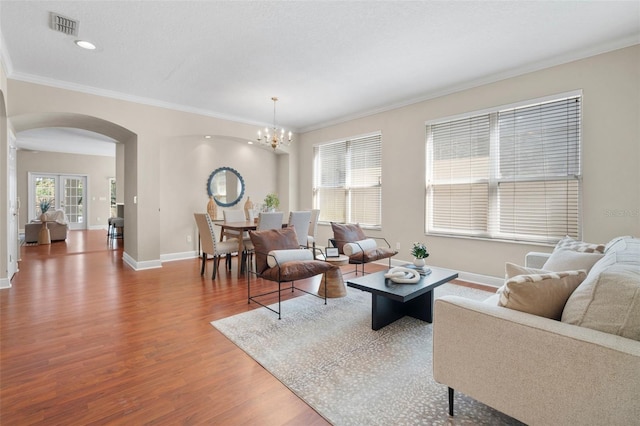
[212,256,220,279]
[200,253,206,276]
[448,387,454,416]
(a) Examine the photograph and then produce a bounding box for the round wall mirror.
[207,167,245,207]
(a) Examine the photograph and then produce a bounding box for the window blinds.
[427,95,581,243]
[314,133,382,227]
[497,97,581,241]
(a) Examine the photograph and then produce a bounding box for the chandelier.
[257,97,292,150]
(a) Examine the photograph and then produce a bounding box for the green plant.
[264,192,280,210]
[410,242,429,259]
[39,199,52,215]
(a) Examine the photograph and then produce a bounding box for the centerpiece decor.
[411,241,429,268]
[264,192,280,211]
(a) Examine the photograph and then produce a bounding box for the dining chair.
[288,211,312,247]
[223,209,252,271]
[257,211,284,231]
[307,209,320,250]
[193,213,239,279]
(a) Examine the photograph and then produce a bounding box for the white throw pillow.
[343,238,378,256]
[542,248,603,273]
[266,249,313,268]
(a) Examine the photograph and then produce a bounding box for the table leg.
[237,237,245,276]
[370,291,434,330]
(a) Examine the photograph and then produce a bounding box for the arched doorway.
[10,112,140,262]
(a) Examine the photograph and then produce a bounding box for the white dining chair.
[307,209,320,250]
[194,213,238,279]
[288,211,312,247]
[257,211,284,231]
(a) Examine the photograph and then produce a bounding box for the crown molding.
[7,71,273,129]
[4,35,638,135]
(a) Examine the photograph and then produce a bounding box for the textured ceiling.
[1,1,639,154]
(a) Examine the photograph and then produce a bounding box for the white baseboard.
[123,251,162,270]
[0,277,12,289]
[161,251,198,262]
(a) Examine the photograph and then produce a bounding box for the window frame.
[313,131,382,230]
[425,91,583,244]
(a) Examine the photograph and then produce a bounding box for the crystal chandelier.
[257,97,292,150]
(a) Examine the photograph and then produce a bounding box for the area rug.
[211,284,524,426]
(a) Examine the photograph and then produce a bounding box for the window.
[313,132,382,228]
[426,95,581,244]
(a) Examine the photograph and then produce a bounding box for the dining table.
[216,220,257,275]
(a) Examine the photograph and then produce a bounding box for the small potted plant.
[410,242,429,268]
[39,199,52,221]
[264,193,280,211]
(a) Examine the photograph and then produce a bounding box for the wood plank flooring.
[1,230,493,425]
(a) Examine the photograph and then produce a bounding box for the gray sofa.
[433,236,640,425]
[24,209,69,243]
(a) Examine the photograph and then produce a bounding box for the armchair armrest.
[525,251,551,269]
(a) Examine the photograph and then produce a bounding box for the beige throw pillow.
[505,262,547,279]
[498,270,587,320]
[542,249,603,273]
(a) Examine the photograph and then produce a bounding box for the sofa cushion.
[343,238,378,256]
[505,262,547,279]
[331,222,367,254]
[542,248,603,273]
[554,235,605,253]
[562,237,640,341]
[498,270,587,320]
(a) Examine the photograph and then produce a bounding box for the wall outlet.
[396,242,401,250]
[186,235,192,243]
[97,217,101,222]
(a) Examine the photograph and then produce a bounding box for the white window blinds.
[427,95,581,243]
[314,133,382,228]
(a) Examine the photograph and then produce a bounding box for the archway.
[10,112,141,262]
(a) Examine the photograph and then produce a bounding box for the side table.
[38,221,51,245]
[316,254,349,298]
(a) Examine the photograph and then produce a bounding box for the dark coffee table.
[347,267,458,330]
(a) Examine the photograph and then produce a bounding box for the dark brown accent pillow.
[331,222,367,254]
[249,227,300,274]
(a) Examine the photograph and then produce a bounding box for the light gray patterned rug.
[211,283,524,426]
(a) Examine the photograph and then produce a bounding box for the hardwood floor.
[1,230,493,425]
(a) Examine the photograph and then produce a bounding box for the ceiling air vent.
[49,12,79,36]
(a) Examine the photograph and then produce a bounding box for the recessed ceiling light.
[248,141,253,144]
[75,40,96,50]
[204,135,212,139]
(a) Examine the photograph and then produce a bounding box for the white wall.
[298,45,640,280]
